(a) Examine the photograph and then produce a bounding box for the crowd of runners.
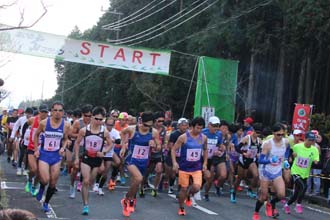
[0,102,324,219]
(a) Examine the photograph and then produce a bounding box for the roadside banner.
[292,104,313,133]
[0,25,171,75]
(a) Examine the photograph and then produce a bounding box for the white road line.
[167,194,218,215]
[305,205,330,216]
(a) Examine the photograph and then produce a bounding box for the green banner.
[194,56,238,122]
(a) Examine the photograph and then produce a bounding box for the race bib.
[132,145,149,159]
[44,137,61,151]
[9,122,15,130]
[85,139,103,152]
[207,144,216,158]
[296,156,310,168]
[186,149,201,162]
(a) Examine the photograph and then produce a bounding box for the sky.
[0,0,110,108]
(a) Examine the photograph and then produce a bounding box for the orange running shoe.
[252,212,260,220]
[127,199,135,213]
[121,199,130,217]
[178,207,186,216]
[108,179,116,191]
[185,197,192,207]
[265,201,272,217]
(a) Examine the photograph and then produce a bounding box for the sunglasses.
[106,123,114,126]
[157,120,164,123]
[294,134,302,136]
[275,133,284,137]
[52,109,64,112]
[211,123,220,127]
[94,117,103,121]
[84,114,92,118]
[143,123,153,128]
[112,115,118,118]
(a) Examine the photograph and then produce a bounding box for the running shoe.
[265,201,272,217]
[139,188,145,198]
[60,168,67,176]
[252,212,260,220]
[98,188,104,196]
[185,196,192,207]
[22,170,28,176]
[93,183,99,192]
[108,179,116,191]
[230,189,236,203]
[77,182,82,192]
[247,190,257,199]
[121,199,130,217]
[295,204,303,214]
[151,189,157,197]
[120,177,126,185]
[25,182,31,193]
[283,204,291,214]
[168,187,174,194]
[31,187,38,197]
[280,198,286,204]
[128,199,135,213]
[43,202,51,212]
[237,186,243,191]
[271,208,279,218]
[36,187,44,202]
[204,194,210,202]
[69,186,75,199]
[16,168,22,176]
[82,205,89,215]
[178,207,186,216]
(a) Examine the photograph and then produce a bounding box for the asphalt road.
[1,155,330,220]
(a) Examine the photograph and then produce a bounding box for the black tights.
[287,175,307,205]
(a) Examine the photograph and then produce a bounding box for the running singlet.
[239,135,261,163]
[202,128,222,159]
[126,126,152,170]
[40,118,64,152]
[260,138,286,178]
[27,116,40,151]
[84,125,105,158]
[179,131,204,172]
[291,143,319,179]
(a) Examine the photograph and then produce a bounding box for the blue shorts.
[259,168,282,181]
[39,149,62,166]
[125,153,148,175]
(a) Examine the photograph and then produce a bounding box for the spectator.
[307,130,322,195]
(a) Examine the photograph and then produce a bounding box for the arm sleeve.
[10,118,21,139]
[284,145,291,160]
[258,154,271,164]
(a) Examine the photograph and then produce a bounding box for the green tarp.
[194,56,238,122]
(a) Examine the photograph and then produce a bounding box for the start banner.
[0,26,171,75]
[291,104,313,133]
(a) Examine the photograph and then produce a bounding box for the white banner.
[202,106,215,124]
[0,27,171,75]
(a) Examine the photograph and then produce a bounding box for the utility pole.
[103,8,123,40]
[180,0,183,14]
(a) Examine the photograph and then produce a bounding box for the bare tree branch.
[0,0,17,9]
[0,0,47,31]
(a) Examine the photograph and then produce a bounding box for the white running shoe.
[16,168,22,176]
[194,191,202,201]
[98,188,104,196]
[69,186,75,199]
[93,183,99,192]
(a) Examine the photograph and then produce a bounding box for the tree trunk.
[305,50,312,104]
[297,52,306,103]
[246,50,256,116]
[275,46,285,122]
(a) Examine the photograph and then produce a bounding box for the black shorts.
[27,149,35,155]
[239,157,255,169]
[212,156,226,167]
[103,157,113,162]
[149,157,162,165]
[82,155,102,169]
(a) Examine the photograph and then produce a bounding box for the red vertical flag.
[292,104,313,133]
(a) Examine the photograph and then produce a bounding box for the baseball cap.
[311,130,319,136]
[244,117,254,124]
[293,129,303,135]
[208,116,220,125]
[39,104,48,113]
[118,112,128,119]
[305,131,316,141]
[178,118,189,125]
